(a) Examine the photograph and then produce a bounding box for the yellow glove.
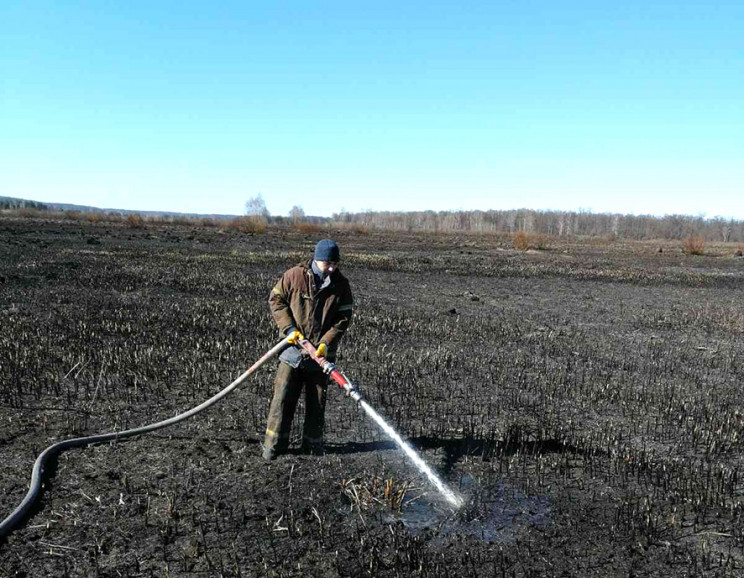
[316,342,327,358]
[286,329,303,345]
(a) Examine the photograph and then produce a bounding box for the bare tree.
[245,194,270,221]
[289,205,305,224]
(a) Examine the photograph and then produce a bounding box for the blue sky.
[1,1,742,219]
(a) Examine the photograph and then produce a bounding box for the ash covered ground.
[1,217,743,576]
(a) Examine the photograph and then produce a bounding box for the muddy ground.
[1,217,743,576]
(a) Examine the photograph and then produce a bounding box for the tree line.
[4,192,741,243]
[0,197,48,211]
[328,209,744,242]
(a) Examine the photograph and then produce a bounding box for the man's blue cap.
[314,239,340,262]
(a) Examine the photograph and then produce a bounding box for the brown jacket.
[269,261,353,360]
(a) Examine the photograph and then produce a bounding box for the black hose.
[0,337,289,539]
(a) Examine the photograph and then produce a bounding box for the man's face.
[315,260,338,275]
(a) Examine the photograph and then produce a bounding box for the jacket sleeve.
[269,270,297,335]
[320,282,354,348]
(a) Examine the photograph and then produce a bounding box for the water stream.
[394,477,553,543]
[359,400,464,508]
[355,400,552,543]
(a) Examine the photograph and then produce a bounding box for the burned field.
[1,217,743,577]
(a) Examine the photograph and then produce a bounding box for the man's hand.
[286,329,303,345]
[316,342,327,358]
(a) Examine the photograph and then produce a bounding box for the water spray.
[297,338,464,508]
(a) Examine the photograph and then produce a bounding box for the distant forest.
[0,197,48,211]
[330,209,744,242]
[2,195,742,242]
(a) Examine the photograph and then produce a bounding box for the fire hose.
[0,337,299,539]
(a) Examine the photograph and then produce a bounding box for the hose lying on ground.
[0,337,290,539]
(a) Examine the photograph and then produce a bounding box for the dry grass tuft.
[532,233,549,250]
[127,213,146,229]
[227,216,267,234]
[683,236,705,255]
[294,222,321,234]
[16,208,42,218]
[340,475,415,513]
[512,231,549,251]
[512,230,530,251]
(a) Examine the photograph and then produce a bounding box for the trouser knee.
[264,363,301,451]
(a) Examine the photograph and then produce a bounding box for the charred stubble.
[0,217,743,576]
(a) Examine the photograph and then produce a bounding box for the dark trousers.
[264,362,328,452]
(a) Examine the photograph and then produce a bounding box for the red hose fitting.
[298,339,363,401]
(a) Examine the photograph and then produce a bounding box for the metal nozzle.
[343,382,363,402]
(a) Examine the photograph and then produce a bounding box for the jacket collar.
[305,259,336,291]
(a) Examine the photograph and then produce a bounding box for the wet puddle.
[384,476,552,543]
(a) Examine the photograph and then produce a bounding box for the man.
[262,239,354,460]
